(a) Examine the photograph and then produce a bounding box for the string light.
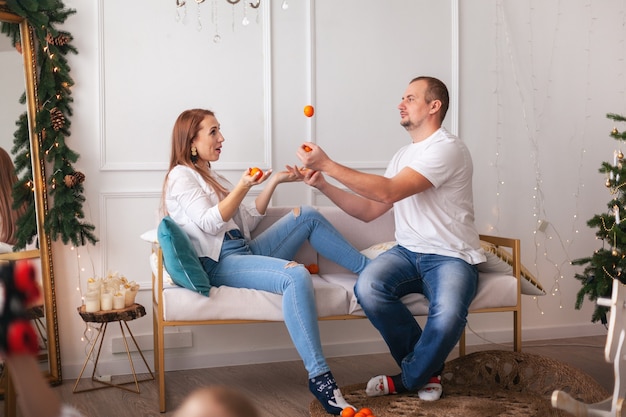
[494,0,605,313]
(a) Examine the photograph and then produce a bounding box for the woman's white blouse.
[165,165,263,261]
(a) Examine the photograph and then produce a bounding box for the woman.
[161,109,368,415]
[0,147,25,246]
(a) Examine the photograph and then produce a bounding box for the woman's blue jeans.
[200,206,369,378]
[354,245,478,391]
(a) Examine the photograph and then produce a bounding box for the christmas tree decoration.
[2,0,97,248]
[50,107,65,131]
[63,171,85,188]
[572,112,626,323]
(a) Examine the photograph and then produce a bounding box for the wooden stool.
[73,303,154,394]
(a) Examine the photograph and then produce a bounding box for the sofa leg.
[514,310,522,352]
[157,326,166,412]
[459,328,467,356]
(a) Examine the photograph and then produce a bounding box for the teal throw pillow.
[157,216,211,296]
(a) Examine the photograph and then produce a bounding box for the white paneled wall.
[52,0,624,378]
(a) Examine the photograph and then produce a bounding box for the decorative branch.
[2,0,97,247]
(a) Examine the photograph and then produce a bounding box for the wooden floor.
[5,335,614,417]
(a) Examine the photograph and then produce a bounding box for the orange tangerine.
[304,105,315,117]
[305,264,319,274]
[303,145,313,152]
[249,167,263,177]
[354,412,366,417]
[359,408,373,416]
[340,408,356,417]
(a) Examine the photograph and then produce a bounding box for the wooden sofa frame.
[151,234,521,413]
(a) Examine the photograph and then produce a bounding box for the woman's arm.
[254,166,303,215]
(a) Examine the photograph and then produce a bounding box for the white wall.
[0,48,26,155]
[49,0,625,379]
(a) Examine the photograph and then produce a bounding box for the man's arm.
[297,143,432,207]
[312,175,392,222]
[322,160,432,204]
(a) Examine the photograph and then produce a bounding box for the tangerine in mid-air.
[304,105,315,117]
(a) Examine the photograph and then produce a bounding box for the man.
[296,76,485,400]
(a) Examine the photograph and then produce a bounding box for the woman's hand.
[271,165,307,184]
[239,167,272,188]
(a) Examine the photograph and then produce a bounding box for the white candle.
[113,293,125,310]
[85,292,100,313]
[100,291,113,311]
[124,285,139,307]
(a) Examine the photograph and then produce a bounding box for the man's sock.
[417,375,443,401]
[309,371,355,415]
[365,374,407,397]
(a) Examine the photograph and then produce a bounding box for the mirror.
[0,4,61,385]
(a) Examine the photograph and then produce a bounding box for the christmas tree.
[573,112,626,324]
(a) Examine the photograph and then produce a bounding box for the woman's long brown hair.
[0,147,26,245]
[161,109,230,216]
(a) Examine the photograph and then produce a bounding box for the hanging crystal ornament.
[212,0,221,43]
[242,1,250,26]
[196,0,205,31]
[176,0,187,22]
[282,0,289,10]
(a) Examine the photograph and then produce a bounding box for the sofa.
[146,206,543,412]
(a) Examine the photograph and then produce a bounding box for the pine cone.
[46,31,72,46]
[64,172,86,188]
[50,108,65,131]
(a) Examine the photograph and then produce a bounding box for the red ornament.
[7,320,39,355]
[13,260,40,304]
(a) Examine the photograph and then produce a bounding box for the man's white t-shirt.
[385,127,485,265]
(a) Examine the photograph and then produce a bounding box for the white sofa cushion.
[157,272,349,321]
[320,271,517,317]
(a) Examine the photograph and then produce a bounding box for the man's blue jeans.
[354,245,478,390]
[201,206,369,378]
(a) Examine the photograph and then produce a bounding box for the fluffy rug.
[309,350,610,417]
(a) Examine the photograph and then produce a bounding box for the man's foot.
[366,374,406,396]
[417,375,442,401]
[309,372,356,415]
[365,375,391,396]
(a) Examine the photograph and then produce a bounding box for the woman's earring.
[191,146,198,163]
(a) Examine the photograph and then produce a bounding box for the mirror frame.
[0,4,61,385]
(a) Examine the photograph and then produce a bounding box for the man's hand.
[297,142,331,172]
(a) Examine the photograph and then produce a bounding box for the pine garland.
[2,0,97,247]
[572,112,626,323]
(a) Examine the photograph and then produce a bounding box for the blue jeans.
[354,245,478,390]
[200,206,369,378]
